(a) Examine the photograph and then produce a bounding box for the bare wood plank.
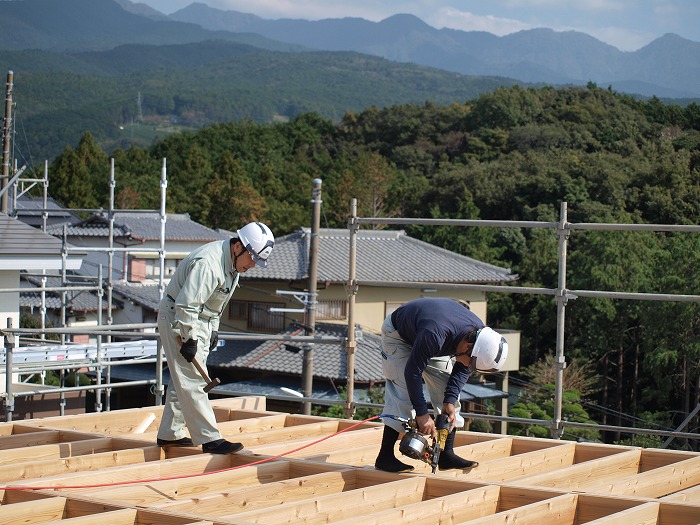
[209,395,268,413]
[224,477,428,524]
[223,420,343,448]
[13,451,235,495]
[0,446,164,483]
[0,430,60,450]
[80,459,340,506]
[464,443,577,483]
[0,489,54,505]
[574,442,637,463]
[510,437,572,455]
[0,423,51,437]
[19,407,165,435]
[463,493,579,525]
[574,494,659,523]
[133,412,157,434]
[661,482,700,503]
[657,500,700,524]
[330,485,503,525]
[153,470,359,516]
[41,508,139,525]
[514,449,642,490]
[639,448,700,472]
[575,501,659,525]
[246,427,381,457]
[587,456,700,499]
[2,496,67,525]
[495,485,571,511]
[0,437,116,466]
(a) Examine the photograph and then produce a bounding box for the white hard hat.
[471,327,508,372]
[237,222,275,268]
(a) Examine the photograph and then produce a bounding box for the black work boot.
[202,439,244,454]
[438,429,479,470]
[374,425,414,473]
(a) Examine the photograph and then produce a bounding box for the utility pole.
[136,91,143,122]
[302,179,322,415]
[1,70,13,214]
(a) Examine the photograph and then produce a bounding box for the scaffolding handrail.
[346,200,700,447]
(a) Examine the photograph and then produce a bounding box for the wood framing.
[0,397,699,524]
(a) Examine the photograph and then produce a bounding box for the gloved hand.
[209,331,219,351]
[179,338,197,363]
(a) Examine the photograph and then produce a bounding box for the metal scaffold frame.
[1,147,698,447]
[345,199,700,446]
[1,156,170,416]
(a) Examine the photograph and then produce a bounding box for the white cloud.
[428,7,531,35]
[583,26,658,51]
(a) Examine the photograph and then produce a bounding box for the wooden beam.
[575,501,659,524]
[514,449,642,490]
[223,476,428,524]
[330,485,503,525]
[460,443,578,483]
[0,446,163,483]
[587,456,700,499]
[153,470,364,516]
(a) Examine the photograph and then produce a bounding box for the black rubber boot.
[438,429,479,470]
[202,439,244,454]
[374,425,414,473]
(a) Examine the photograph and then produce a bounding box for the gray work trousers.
[156,299,221,446]
[380,314,465,434]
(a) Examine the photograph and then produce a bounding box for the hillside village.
[1,181,520,423]
[1,1,699,520]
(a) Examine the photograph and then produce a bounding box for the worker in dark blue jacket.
[375,297,508,473]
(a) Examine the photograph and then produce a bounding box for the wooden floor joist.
[1,396,699,524]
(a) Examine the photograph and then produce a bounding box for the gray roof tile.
[21,274,111,312]
[0,213,70,258]
[243,228,516,284]
[12,195,80,228]
[112,282,162,310]
[209,322,384,383]
[46,212,230,242]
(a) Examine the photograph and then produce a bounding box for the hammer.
[176,336,221,393]
[192,356,221,393]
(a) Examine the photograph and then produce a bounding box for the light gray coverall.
[157,239,239,445]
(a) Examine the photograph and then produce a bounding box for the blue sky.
[137,0,700,52]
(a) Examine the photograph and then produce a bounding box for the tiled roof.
[0,213,69,259]
[112,282,163,310]
[45,212,230,242]
[12,195,80,227]
[209,322,384,383]
[243,228,517,284]
[21,274,112,312]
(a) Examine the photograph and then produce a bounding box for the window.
[128,258,146,282]
[317,299,346,320]
[229,300,285,332]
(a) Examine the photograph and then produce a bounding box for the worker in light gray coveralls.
[375,297,508,472]
[156,222,274,454]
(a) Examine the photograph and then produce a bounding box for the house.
[36,211,229,327]
[0,212,85,348]
[232,227,518,334]
[0,212,86,412]
[10,194,80,229]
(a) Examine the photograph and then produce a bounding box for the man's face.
[233,242,256,273]
[454,337,474,367]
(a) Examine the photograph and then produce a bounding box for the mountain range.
[1,0,698,99]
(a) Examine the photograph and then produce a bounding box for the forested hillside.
[46,85,700,442]
[4,43,518,163]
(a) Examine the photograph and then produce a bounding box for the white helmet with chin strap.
[471,327,508,372]
[237,222,275,268]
